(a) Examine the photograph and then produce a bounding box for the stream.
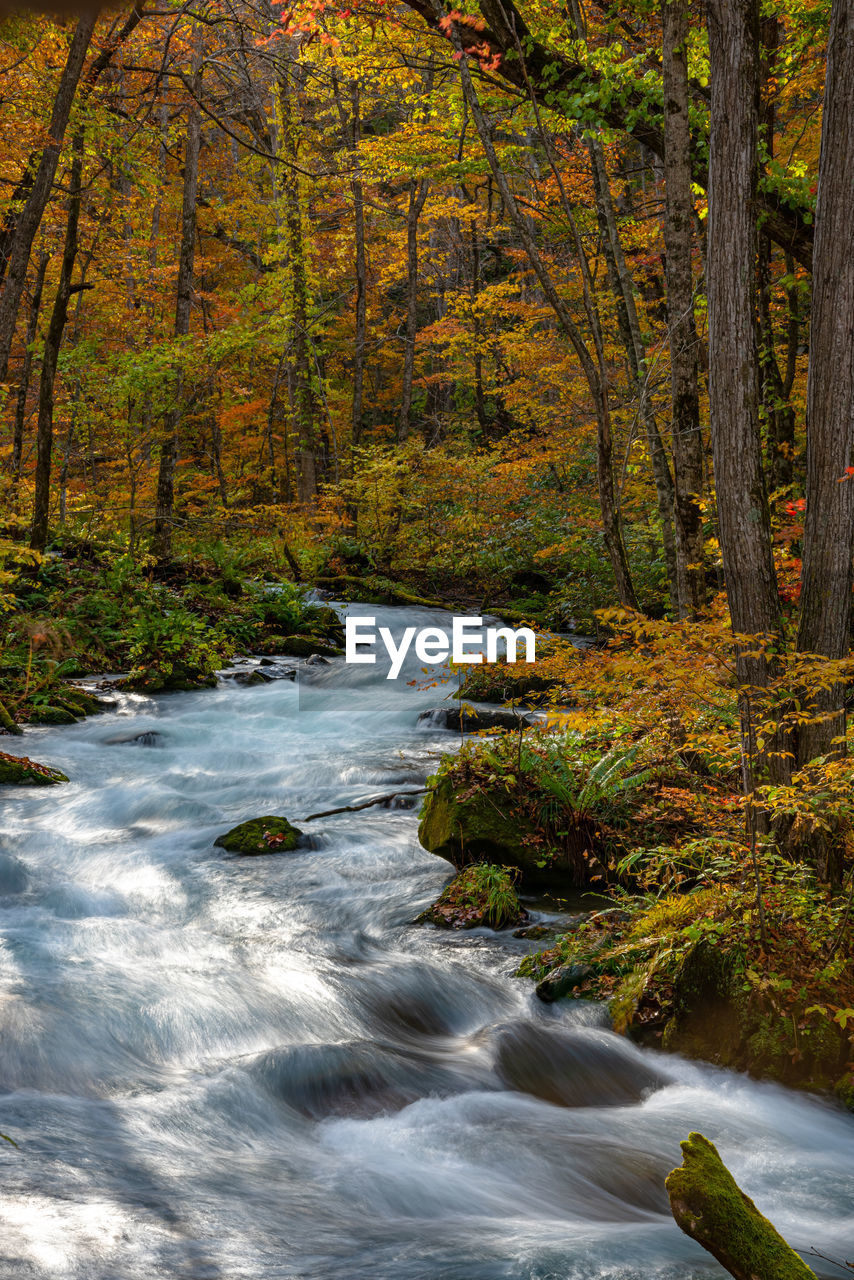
[0,602,852,1279]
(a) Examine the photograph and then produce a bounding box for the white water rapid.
[0,604,852,1279]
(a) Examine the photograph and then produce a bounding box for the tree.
[662,0,705,617]
[795,0,854,765]
[152,82,201,562]
[705,0,781,766]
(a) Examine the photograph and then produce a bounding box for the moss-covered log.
[666,1132,817,1280]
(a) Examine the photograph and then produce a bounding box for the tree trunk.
[706,0,781,757]
[30,136,84,553]
[332,73,368,448]
[662,0,706,616]
[11,249,49,479]
[589,137,679,612]
[279,61,320,501]
[349,82,367,448]
[796,0,854,764]
[398,178,429,441]
[0,14,96,384]
[152,94,200,562]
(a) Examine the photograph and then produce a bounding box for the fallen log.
[666,1132,817,1280]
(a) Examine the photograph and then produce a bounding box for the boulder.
[418,772,601,891]
[228,669,273,686]
[417,704,538,733]
[28,705,78,725]
[416,864,526,930]
[215,815,303,855]
[279,635,343,658]
[660,939,848,1093]
[535,962,593,1002]
[0,752,68,785]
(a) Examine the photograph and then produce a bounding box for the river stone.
[512,923,559,941]
[417,705,537,733]
[230,669,273,686]
[215,815,303,855]
[280,636,343,658]
[105,730,164,747]
[536,963,594,1002]
[0,751,68,785]
[493,1021,666,1108]
[28,705,79,725]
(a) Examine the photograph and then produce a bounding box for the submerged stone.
[215,815,303,855]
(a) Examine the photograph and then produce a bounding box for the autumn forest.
[1,1,854,1277]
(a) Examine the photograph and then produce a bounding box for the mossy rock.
[303,606,345,646]
[456,670,561,706]
[660,939,848,1092]
[0,751,68,785]
[418,771,600,891]
[279,635,343,658]
[416,865,526,930]
[61,687,110,716]
[215,816,303,855]
[28,705,79,725]
[122,671,218,693]
[835,1073,854,1112]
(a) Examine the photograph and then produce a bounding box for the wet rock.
[304,654,331,666]
[0,751,68,785]
[417,704,537,734]
[215,815,303,855]
[493,1021,666,1108]
[419,772,604,892]
[105,730,164,747]
[535,962,594,1002]
[661,938,849,1093]
[62,687,112,716]
[229,669,273,686]
[417,865,527,931]
[28,705,78,725]
[251,1040,483,1120]
[512,923,558,941]
[0,853,28,893]
[280,635,343,658]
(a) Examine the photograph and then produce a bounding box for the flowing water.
[0,603,852,1279]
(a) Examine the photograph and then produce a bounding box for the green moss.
[418,771,555,888]
[0,752,68,785]
[28,705,78,725]
[215,816,303,855]
[834,1073,854,1112]
[666,1132,817,1279]
[417,863,525,930]
[279,635,343,658]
